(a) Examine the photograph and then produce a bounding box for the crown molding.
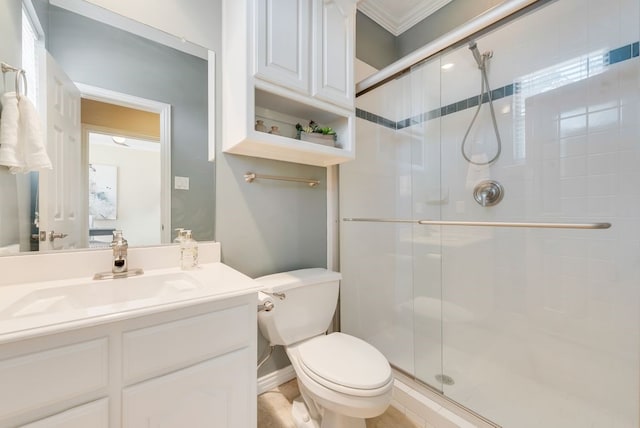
[358,0,453,36]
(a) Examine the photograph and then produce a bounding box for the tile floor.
[258,379,420,428]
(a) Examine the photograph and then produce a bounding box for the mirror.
[0,0,215,255]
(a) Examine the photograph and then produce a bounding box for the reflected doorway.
[88,132,161,247]
[78,86,171,248]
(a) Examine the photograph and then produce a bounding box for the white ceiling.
[90,133,160,152]
[357,0,454,36]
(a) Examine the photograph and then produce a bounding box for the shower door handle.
[416,220,611,229]
[343,218,611,230]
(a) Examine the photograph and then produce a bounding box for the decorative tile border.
[355,108,396,129]
[357,41,639,130]
[607,41,640,65]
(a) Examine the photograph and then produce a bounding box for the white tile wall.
[343,0,639,426]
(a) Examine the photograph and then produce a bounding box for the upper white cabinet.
[222,0,357,166]
[256,0,310,93]
[312,0,355,108]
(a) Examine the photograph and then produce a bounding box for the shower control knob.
[473,180,504,207]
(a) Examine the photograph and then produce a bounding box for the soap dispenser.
[180,230,198,270]
[174,228,185,243]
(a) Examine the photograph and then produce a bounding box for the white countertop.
[0,263,261,345]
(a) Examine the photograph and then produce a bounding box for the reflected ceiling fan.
[111,136,129,147]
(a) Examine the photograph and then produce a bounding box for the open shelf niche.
[222,85,355,167]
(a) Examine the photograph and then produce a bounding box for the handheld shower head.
[461,42,502,166]
[468,42,483,69]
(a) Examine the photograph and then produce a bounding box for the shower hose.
[461,46,502,166]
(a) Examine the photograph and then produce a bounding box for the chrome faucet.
[111,230,128,273]
[93,230,143,280]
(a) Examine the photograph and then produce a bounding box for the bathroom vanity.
[0,244,259,428]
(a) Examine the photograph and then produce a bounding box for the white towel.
[0,92,51,173]
[0,92,22,169]
[19,95,51,172]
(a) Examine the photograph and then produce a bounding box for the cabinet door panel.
[314,0,355,108]
[122,348,253,428]
[20,399,108,428]
[256,0,310,92]
[0,338,108,420]
[123,304,250,384]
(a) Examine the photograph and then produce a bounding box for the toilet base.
[321,410,366,428]
[292,395,367,428]
[292,397,319,428]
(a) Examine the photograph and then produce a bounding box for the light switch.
[175,176,190,190]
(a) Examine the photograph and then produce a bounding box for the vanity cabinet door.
[0,338,108,422]
[122,347,253,428]
[19,399,109,428]
[256,0,310,93]
[312,0,355,108]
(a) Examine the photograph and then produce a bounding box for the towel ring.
[15,69,27,100]
[1,63,27,100]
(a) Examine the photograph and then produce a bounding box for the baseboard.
[257,365,297,395]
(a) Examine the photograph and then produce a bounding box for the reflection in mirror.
[88,132,161,248]
[0,0,214,255]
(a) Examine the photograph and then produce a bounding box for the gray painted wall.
[396,0,503,58]
[355,11,396,71]
[216,156,327,279]
[46,6,213,241]
[356,0,503,69]
[216,152,328,376]
[0,0,30,250]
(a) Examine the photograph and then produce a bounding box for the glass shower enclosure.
[340,0,639,426]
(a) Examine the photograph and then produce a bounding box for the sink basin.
[1,272,202,319]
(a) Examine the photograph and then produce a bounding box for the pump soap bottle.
[180,230,198,270]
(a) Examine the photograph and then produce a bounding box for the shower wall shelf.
[221,0,357,167]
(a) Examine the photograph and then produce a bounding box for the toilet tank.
[256,268,341,346]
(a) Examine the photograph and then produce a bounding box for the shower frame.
[344,0,639,425]
[356,0,553,97]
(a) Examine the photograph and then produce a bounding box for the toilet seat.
[296,333,392,397]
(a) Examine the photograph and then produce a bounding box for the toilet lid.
[297,333,391,390]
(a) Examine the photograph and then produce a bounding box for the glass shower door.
[431,0,640,426]
[344,1,639,426]
[406,57,444,392]
[340,71,417,376]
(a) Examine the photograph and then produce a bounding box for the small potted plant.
[295,120,337,147]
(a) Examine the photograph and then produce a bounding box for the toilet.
[256,268,393,428]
